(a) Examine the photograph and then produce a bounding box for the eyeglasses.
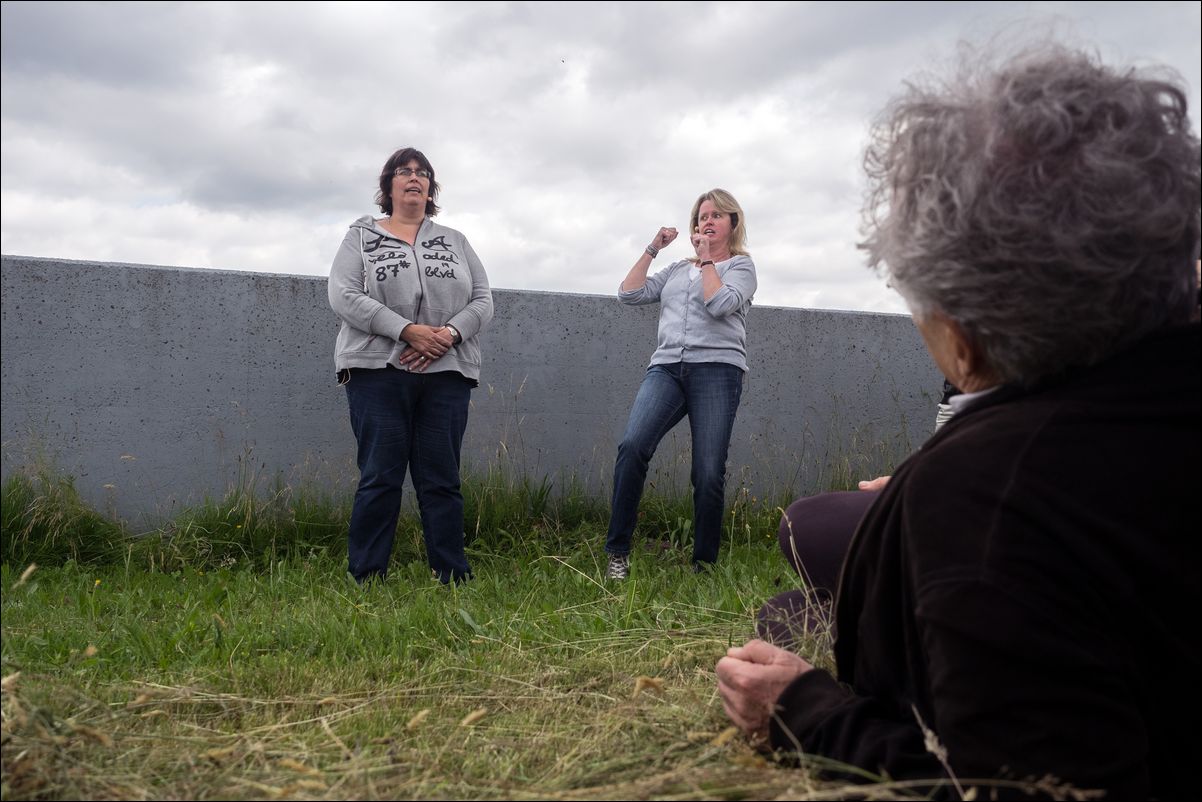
[394,167,431,179]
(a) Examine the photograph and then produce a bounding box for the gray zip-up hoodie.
[619,255,757,372]
[328,215,494,383]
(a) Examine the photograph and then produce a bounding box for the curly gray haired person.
[717,43,1200,800]
[861,45,1200,384]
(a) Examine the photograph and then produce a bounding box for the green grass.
[0,472,127,568]
[0,469,927,800]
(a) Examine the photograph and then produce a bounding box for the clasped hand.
[399,324,455,372]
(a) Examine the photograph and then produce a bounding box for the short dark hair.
[375,147,441,217]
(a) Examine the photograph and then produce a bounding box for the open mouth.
[703,228,716,235]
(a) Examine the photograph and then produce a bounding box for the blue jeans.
[605,362,744,565]
[344,368,472,583]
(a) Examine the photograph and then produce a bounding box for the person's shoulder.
[905,403,1035,488]
[728,254,755,269]
[336,215,377,245]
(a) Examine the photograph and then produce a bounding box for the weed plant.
[1,472,127,567]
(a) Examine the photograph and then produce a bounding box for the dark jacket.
[770,324,1201,799]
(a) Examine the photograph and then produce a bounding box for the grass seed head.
[459,707,488,727]
[276,758,321,776]
[710,726,740,747]
[633,676,664,697]
[14,563,37,588]
[69,723,113,747]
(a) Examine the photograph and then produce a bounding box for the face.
[391,159,431,209]
[695,200,734,251]
[913,313,961,389]
[912,311,998,393]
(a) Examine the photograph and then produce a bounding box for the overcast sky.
[2,1,1199,314]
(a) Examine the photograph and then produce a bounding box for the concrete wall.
[1,255,942,525]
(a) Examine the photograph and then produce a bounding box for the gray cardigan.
[328,215,493,383]
[619,255,757,372]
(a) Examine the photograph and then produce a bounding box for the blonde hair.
[689,188,749,260]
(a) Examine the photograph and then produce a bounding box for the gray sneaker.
[605,554,630,580]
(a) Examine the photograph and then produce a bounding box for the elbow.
[705,287,745,317]
[465,297,495,330]
[329,287,352,315]
[705,299,736,318]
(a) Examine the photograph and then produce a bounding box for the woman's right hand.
[650,227,678,251]
[400,324,453,360]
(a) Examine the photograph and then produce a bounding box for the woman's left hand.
[691,230,712,262]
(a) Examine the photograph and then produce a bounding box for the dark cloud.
[0,1,210,88]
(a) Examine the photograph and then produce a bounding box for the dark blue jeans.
[605,362,744,565]
[344,368,472,583]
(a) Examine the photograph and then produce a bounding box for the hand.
[398,347,438,373]
[716,639,813,743]
[650,227,678,251]
[400,324,454,360]
[399,325,454,372]
[857,475,891,492]
[690,230,712,262]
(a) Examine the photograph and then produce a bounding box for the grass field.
[0,470,924,800]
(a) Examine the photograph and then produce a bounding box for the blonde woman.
[604,189,757,579]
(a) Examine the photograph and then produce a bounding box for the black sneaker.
[606,554,630,580]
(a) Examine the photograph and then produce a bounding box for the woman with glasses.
[604,189,757,580]
[328,147,493,585]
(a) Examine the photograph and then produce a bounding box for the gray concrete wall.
[1,255,942,525]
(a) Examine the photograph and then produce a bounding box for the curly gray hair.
[861,45,1200,385]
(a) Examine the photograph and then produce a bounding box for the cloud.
[2,1,1199,317]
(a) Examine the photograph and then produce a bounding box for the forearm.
[446,250,494,340]
[621,250,656,293]
[328,239,411,339]
[704,258,757,317]
[700,261,722,301]
[623,232,676,303]
[331,287,411,340]
[770,670,942,782]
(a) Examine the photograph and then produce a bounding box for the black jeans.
[757,490,879,647]
[344,368,472,583]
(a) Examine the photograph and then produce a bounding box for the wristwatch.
[445,324,462,345]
